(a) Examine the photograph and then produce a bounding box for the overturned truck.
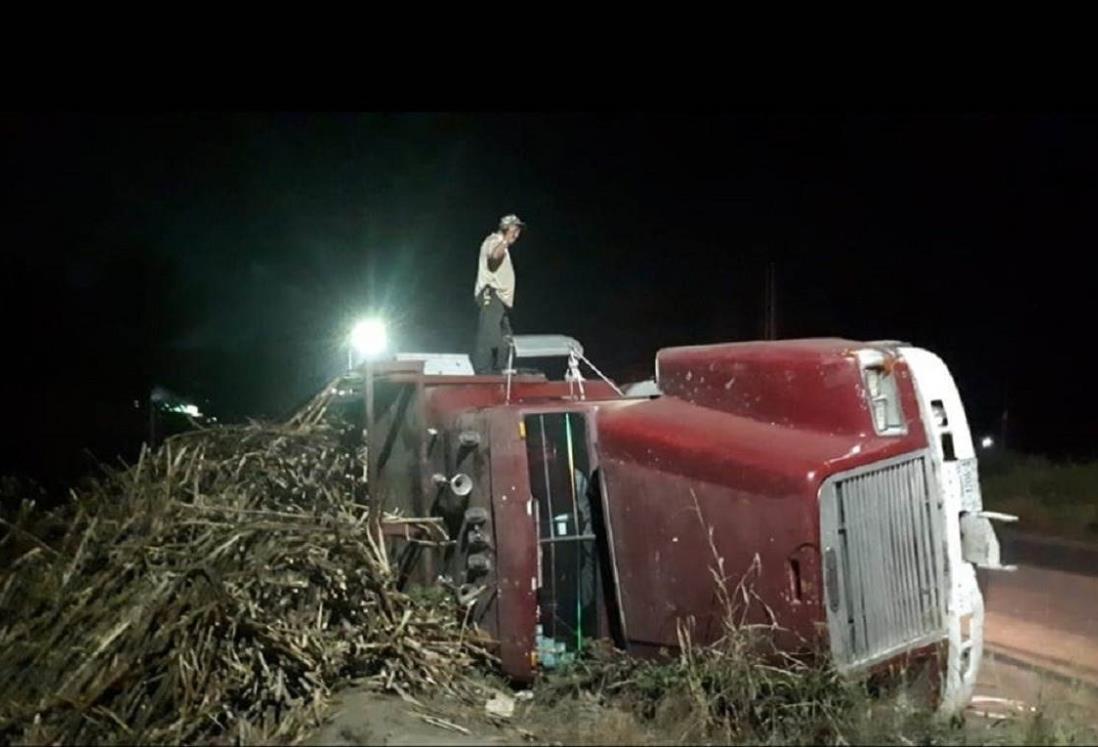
[357,336,1013,713]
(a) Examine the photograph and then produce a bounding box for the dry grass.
[525,493,1098,746]
[531,624,1097,745]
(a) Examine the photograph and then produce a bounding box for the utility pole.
[148,390,157,449]
[365,358,376,489]
[763,261,778,340]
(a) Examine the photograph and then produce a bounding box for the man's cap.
[499,214,525,228]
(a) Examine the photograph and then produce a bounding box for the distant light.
[351,318,388,358]
[981,435,994,449]
[164,403,202,417]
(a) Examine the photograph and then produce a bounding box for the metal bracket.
[565,352,587,400]
[975,510,1018,524]
[503,334,623,402]
[960,511,1018,571]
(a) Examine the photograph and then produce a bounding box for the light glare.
[351,319,388,358]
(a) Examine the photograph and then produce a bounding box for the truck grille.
[819,452,947,669]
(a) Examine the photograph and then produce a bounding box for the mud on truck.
[348,336,1014,714]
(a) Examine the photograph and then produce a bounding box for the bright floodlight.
[981,435,994,449]
[351,318,388,358]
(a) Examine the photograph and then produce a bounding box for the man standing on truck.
[472,214,524,374]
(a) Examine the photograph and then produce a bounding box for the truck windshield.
[523,412,599,663]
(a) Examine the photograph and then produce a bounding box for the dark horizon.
[2,112,1095,492]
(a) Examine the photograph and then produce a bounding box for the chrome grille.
[819,452,947,668]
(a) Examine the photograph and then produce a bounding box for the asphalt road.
[971,530,1098,719]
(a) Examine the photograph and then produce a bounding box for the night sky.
[2,113,1095,492]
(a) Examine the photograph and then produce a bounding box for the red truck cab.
[365,336,1012,714]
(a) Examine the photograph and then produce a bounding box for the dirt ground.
[306,554,1098,746]
[306,686,672,747]
[304,648,1098,747]
[305,687,519,746]
[306,667,1093,746]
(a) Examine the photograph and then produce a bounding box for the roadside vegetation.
[980,449,1098,543]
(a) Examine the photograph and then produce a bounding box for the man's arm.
[486,234,509,270]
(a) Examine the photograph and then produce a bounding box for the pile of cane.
[0,383,494,744]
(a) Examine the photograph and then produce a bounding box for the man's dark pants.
[472,288,513,374]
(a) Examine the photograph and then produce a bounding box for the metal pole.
[365,358,376,491]
[764,261,777,340]
[770,261,778,339]
[148,392,156,449]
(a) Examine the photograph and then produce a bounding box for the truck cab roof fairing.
[655,338,911,436]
